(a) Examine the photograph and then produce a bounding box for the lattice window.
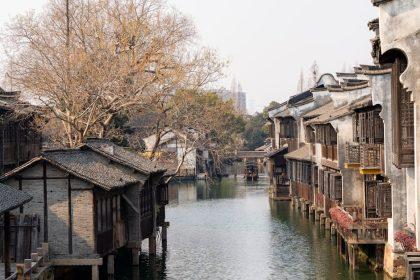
[392,57,414,168]
[319,169,324,194]
[376,182,392,218]
[352,113,359,142]
[365,179,378,218]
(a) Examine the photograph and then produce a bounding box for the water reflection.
[117,176,386,280]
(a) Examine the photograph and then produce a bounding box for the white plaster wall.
[370,73,407,238]
[378,0,420,97]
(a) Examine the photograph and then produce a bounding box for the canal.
[119,176,384,280]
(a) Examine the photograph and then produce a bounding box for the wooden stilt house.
[0,183,32,278]
[0,143,167,278]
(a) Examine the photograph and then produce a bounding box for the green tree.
[243,101,281,150]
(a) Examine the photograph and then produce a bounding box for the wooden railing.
[360,144,383,173]
[332,206,387,244]
[344,143,360,167]
[6,243,50,280]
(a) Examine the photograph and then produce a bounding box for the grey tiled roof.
[42,149,140,190]
[1,149,141,191]
[82,139,166,175]
[0,183,32,214]
[284,144,312,162]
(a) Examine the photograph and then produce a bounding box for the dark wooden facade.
[0,92,42,174]
[268,148,289,199]
[391,57,414,168]
[279,117,298,139]
[315,124,338,162]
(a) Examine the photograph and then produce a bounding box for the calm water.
[118,176,384,280]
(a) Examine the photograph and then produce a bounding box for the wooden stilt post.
[352,245,359,270]
[92,265,99,280]
[4,211,11,278]
[149,236,157,256]
[108,254,115,280]
[132,249,139,266]
[162,222,168,250]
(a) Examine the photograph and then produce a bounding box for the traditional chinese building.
[0,140,168,279]
[0,88,42,174]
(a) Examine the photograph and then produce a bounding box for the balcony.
[360,144,384,175]
[344,143,360,169]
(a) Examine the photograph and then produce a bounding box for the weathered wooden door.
[365,180,378,218]
[0,214,40,262]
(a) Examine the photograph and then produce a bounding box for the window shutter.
[325,125,331,146]
[359,112,366,143]
[365,180,377,218]
[331,126,337,145]
[335,176,342,202]
[373,108,384,144]
[319,169,324,194]
[353,113,359,142]
[392,57,414,168]
[324,171,330,197]
[376,183,392,218]
[367,111,375,144]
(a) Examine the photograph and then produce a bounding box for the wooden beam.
[18,178,23,213]
[51,258,103,266]
[122,194,139,214]
[16,176,70,180]
[68,177,73,254]
[3,211,11,278]
[43,161,48,242]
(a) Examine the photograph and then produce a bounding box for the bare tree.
[3,0,225,147]
[144,90,244,179]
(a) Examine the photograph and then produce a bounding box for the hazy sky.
[0,0,378,113]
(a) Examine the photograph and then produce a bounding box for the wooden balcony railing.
[330,206,387,244]
[6,243,50,280]
[360,144,384,174]
[344,143,361,169]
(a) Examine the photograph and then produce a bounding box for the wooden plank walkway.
[0,263,17,279]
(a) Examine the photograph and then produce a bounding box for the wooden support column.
[149,236,157,256]
[4,211,11,278]
[132,249,139,266]
[107,254,115,280]
[315,211,320,221]
[162,222,169,250]
[375,244,384,271]
[150,180,157,256]
[68,177,73,254]
[18,178,23,213]
[92,265,99,280]
[43,161,48,242]
[352,245,359,270]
